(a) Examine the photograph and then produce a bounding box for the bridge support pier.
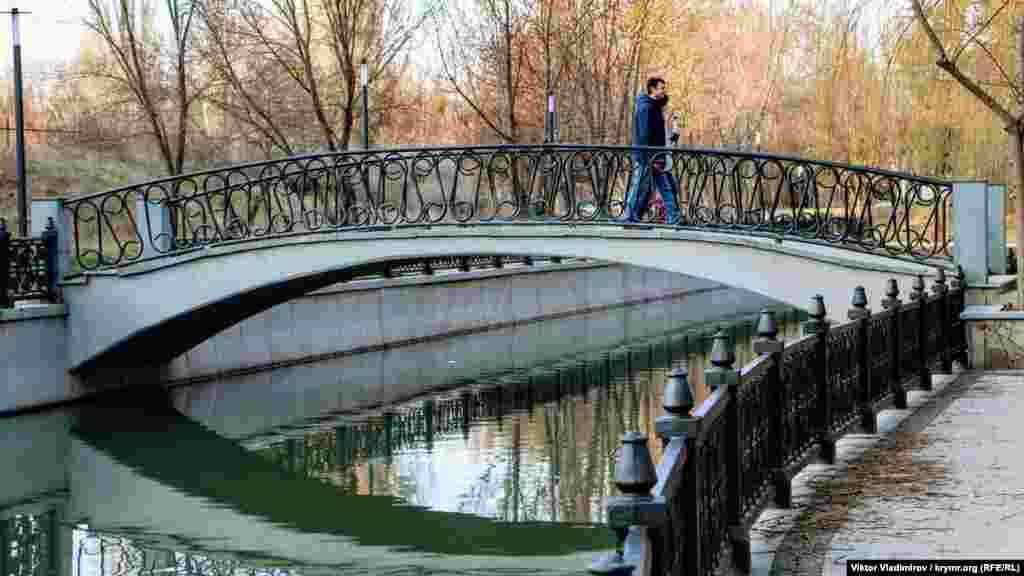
[31,199,72,280]
[989,184,1008,275]
[953,180,991,284]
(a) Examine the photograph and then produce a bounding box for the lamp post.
[360,61,369,149]
[6,8,29,237]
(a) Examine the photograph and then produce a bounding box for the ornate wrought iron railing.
[601,267,967,576]
[0,219,60,308]
[59,145,954,271]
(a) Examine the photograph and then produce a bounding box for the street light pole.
[360,61,369,149]
[5,8,30,237]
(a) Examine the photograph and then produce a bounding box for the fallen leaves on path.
[808,432,947,532]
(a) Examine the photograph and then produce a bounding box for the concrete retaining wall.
[0,306,78,415]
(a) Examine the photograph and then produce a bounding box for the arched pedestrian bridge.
[51,145,960,377]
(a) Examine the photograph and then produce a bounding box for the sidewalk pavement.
[741,369,1024,576]
[820,370,1024,572]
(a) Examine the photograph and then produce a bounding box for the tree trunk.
[1016,16,1024,306]
[1014,126,1024,305]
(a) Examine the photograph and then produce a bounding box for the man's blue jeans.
[622,156,681,224]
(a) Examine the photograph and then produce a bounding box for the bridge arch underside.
[65,226,940,379]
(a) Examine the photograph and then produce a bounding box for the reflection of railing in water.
[0,514,56,576]
[73,529,299,576]
[256,305,807,471]
[2,515,301,576]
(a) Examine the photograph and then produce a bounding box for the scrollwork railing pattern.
[0,220,60,308]
[900,300,923,387]
[826,322,861,433]
[868,309,896,404]
[59,146,953,271]
[779,337,819,466]
[736,363,774,520]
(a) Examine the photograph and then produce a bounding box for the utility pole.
[360,61,369,149]
[3,8,30,237]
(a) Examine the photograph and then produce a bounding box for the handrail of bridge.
[56,145,954,271]
[0,219,60,308]
[595,267,967,576]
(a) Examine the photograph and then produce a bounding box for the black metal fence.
[0,219,60,309]
[59,145,953,271]
[660,267,966,576]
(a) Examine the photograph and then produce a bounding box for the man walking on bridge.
[620,77,682,225]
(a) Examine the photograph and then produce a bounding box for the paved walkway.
[821,371,1024,572]
[746,370,1024,575]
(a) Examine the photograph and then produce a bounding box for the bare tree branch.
[909,0,1017,127]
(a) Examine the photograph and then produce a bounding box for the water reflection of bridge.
[257,305,806,472]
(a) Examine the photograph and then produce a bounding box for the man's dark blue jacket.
[632,94,668,160]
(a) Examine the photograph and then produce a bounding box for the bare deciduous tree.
[84,0,202,175]
[908,0,1024,302]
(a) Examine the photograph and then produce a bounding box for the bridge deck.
[111,224,941,278]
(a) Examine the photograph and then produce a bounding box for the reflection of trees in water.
[250,309,805,525]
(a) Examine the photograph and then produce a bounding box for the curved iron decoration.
[60,145,954,271]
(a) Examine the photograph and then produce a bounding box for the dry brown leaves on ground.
[808,431,947,532]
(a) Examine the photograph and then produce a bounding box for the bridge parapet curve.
[57,145,954,274]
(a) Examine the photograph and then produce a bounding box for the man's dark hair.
[646,77,666,94]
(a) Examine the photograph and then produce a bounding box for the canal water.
[1,298,805,576]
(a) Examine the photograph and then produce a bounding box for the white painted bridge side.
[61,225,940,373]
